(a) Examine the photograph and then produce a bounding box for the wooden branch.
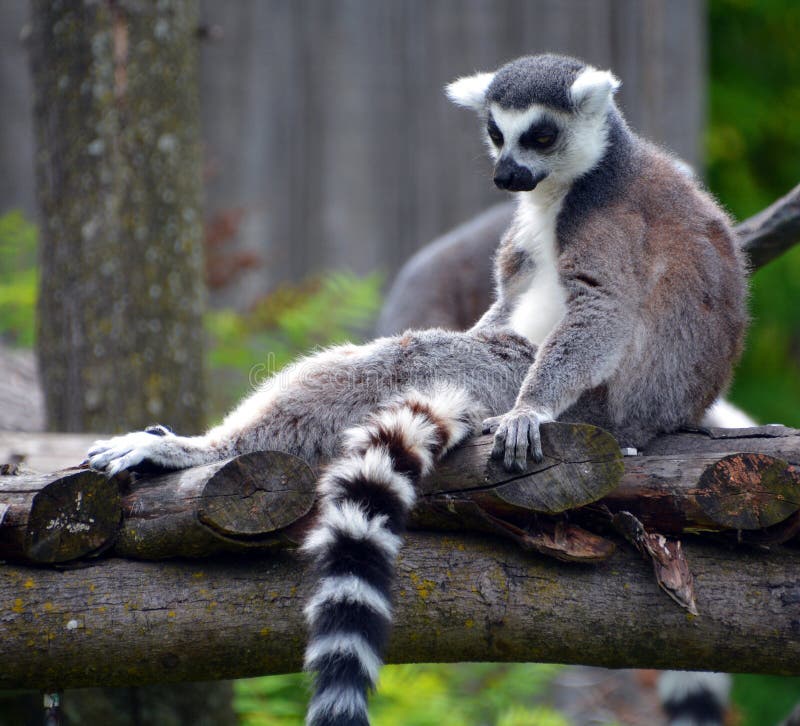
[628,425,800,530]
[738,182,800,270]
[1,424,799,688]
[1,534,798,691]
[113,424,800,557]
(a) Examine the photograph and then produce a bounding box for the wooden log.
[5,425,798,562]
[111,424,800,560]
[576,425,800,538]
[1,535,798,691]
[112,424,624,560]
[114,451,316,559]
[0,469,120,564]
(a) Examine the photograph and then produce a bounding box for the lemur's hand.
[87,424,176,476]
[482,406,553,472]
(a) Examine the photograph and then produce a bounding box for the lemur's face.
[485,104,568,192]
[446,54,620,195]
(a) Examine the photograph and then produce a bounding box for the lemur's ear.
[445,72,495,111]
[569,68,620,115]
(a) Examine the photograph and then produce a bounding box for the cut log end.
[199,451,316,537]
[0,469,121,563]
[696,453,800,530]
[490,423,624,514]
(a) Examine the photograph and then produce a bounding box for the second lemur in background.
[446,54,748,471]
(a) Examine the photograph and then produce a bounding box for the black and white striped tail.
[658,670,731,726]
[302,385,480,726]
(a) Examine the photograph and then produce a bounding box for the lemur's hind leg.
[86,330,534,477]
[87,340,399,475]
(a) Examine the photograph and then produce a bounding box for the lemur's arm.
[486,271,630,472]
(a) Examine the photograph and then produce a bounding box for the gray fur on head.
[446,54,620,116]
[487,54,587,111]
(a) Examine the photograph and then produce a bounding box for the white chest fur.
[508,196,569,346]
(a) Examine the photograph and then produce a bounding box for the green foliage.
[731,674,800,726]
[205,271,383,417]
[708,0,800,427]
[0,211,38,347]
[234,664,570,726]
[236,673,308,726]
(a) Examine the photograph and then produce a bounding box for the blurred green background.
[1,0,798,723]
[709,0,800,428]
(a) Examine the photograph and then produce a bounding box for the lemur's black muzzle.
[493,157,547,192]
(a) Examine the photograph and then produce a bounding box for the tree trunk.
[31,0,205,435]
[26,1,231,722]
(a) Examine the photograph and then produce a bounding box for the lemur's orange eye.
[520,124,559,150]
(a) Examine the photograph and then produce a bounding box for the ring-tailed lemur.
[88,54,747,726]
[446,53,747,470]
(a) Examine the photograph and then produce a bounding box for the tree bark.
[30,0,205,435]
[737,182,800,270]
[111,423,800,559]
[114,450,317,559]
[1,534,798,692]
[26,1,232,721]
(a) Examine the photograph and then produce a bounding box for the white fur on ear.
[445,72,495,110]
[569,68,620,115]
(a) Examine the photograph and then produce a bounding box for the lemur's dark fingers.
[514,418,530,470]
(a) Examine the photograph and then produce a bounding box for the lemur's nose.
[493,157,538,192]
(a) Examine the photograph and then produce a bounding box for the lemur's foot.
[482,405,553,472]
[87,424,185,476]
